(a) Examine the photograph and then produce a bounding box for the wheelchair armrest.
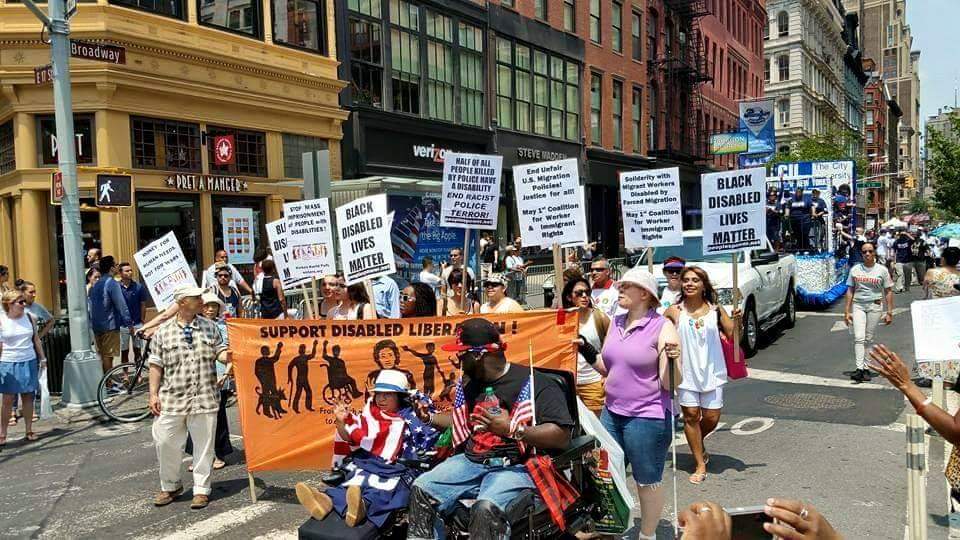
[550,434,597,468]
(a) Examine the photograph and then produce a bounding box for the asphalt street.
[0,288,946,539]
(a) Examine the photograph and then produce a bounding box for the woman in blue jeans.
[579,268,681,540]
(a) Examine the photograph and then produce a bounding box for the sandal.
[25,432,39,442]
[688,471,707,485]
[7,415,17,427]
[213,459,226,470]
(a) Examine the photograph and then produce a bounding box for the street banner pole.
[22,0,100,407]
[461,229,471,311]
[310,278,320,320]
[647,247,655,275]
[905,414,927,540]
[552,243,563,309]
[732,253,741,362]
[300,284,314,319]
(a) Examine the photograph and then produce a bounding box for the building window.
[282,134,328,178]
[563,0,575,32]
[590,72,602,144]
[111,0,184,20]
[459,23,484,127]
[550,57,564,138]
[515,45,531,132]
[502,0,513,7]
[612,79,623,150]
[0,121,14,175]
[273,0,327,53]
[391,0,421,114]
[631,11,641,61]
[866,92,874,104]
[347,0,377,16]
[612,1,622,53]
[496,38,513,130]
[631,86,642,152]
[425,11,454,121]
[777,10,788,37]
[131,117,200,172]
[649,83,658,148]
[206,126,267,177]
[866,110,874,125]
[866,131,875,144]
[199,0,261,37]
[565,62,580,142]
[777,98,790,126]
[533,51,549,135]
[535,0,547,21]
[589,0,601,43]
[777,54,789,81]
[647,9,658,62]
[764,57,770,82]
[38,115,95,167]
[348,16,383,107]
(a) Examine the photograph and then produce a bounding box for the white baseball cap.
[618,268,660,299]
[373,370,411,394]
[173,286,207,301]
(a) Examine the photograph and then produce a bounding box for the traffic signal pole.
[23,0,101,407]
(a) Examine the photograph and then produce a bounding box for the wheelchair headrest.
[532,367,581,437]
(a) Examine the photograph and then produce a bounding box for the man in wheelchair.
[407,318,578,540]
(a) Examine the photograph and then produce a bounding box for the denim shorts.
[600,407,671,486]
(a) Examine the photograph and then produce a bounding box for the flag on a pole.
[451,380,470,448]
[509,377,534,454]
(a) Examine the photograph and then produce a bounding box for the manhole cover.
[763,392,856,410]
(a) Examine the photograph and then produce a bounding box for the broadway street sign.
[71,41,126,64]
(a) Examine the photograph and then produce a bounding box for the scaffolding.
[651,0,712,162]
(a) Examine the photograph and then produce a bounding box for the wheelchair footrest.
[297,517,380,540]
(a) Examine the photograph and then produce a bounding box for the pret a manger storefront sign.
[165,174,249,192]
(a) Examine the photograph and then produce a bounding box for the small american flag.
[451,380,470,447]
[509,376,534,454]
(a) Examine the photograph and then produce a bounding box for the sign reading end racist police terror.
[440,153,503,229]
[701,167,766,255]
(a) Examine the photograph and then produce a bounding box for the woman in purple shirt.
[579,268,681,540]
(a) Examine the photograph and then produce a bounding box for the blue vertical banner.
[738,99,776,155]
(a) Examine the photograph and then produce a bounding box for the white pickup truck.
[643,230,798,357]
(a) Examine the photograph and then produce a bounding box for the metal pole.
[906,414,927,540]
[43,0,101,407]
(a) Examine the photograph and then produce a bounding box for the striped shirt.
[147,316,226,416]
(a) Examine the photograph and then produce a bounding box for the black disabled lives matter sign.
[513,158,587,248]
[701,167,766,255]
[335,194,397,285]
[440,153,503,229]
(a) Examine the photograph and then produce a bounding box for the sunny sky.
[907,0,960,127]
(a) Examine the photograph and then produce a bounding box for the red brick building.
[698,0,767,170]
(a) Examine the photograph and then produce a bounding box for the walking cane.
[667,350,679,538]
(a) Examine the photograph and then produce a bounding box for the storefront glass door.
[137,194,201,278]
[212,196,266,285]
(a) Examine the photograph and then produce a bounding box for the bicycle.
[97,338,152,423]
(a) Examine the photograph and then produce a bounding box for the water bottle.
[479,387,501,415]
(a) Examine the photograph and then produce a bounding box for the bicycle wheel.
[98,363,151,423]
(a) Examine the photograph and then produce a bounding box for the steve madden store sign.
[517,147,569,161]
[165,174,250,192]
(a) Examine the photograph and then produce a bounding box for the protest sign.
[283,198,337,281]
[133,231,197,309]
[701,167,766,255]
[440,153,503,229]
[222,207,255,264]
[336,194,396,285]
[229,310,578,471]
[265,218,308,289]
[619,167,683,249]
[513,158,587,248]
[911,296,960,362]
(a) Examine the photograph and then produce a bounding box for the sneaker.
[190,494,210,509]
[154,487,183,506]
[107,383,125,395]
[851,369,865,384]
[861,370,872,382]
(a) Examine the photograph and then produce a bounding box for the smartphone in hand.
[727,506,775,539]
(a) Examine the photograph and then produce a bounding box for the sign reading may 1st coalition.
[440,153,503,229]
[619,167,683,249]
[701,167,766,255]
[337,194,397,285]
[513,158,587,248]
[283,199,337,281]
[133,231,198,310]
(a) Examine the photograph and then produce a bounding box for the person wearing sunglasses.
[438,268,479,316]
[562,276,610,416]
[0,290,46,445]
[843,242,894,384]
[401,283,438,318]
[589,257,619,316]
[479,274,523,314]
[659,256,686,312]
[148,286,229,510]
[210,262,242,318]
[408,318,574,540]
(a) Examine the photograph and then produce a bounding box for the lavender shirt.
[601,309,672,419]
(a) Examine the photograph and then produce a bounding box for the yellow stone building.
[0,0,346,311]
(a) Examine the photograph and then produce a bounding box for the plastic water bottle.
[480,387,501,415]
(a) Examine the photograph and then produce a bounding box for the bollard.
[907,414,928,540]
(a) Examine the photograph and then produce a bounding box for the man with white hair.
[149,286,229,510]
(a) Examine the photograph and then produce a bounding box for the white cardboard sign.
[619,167,683,249]
[440,152,503,229]
[283,198,337,281]
[133,231,198,310]
[513,158,587,248]
[701,167,766,255]
[911,296,960,362]
[336,194,397,285]
[265,217,309,289]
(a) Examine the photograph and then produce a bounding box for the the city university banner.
[228,311,578,472]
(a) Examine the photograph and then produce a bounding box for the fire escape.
[651,0,712,162]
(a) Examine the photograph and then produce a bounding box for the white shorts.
[120,324,144,351]
[678,387,724,410]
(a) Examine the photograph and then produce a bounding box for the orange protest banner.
[228,310,577,472]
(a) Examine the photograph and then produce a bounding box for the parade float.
[767,161,856,308]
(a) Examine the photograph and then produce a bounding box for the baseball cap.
[663,256,686,270]
[373,370,412,394]
[484,273,509,287]
[201,292,224,309]
[173,286,206,301]
[618,268,660,298]
[441,318,505,352]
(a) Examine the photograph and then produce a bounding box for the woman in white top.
[479,274,524,314]
[318,274,343,318]
[664,266,739,485]
[327,281,377,320]
[0,290,46,444]
[562,276,609,415]
[437,268,479,316]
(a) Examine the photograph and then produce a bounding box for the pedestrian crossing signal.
[96,174,132,207]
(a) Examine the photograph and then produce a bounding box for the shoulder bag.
[717,308,748,380]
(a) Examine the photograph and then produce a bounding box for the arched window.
[777,10,788,37]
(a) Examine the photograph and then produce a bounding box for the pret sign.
[96,174,132,207]
[165,174,249,192]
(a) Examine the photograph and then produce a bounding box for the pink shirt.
[601,309,672,419]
